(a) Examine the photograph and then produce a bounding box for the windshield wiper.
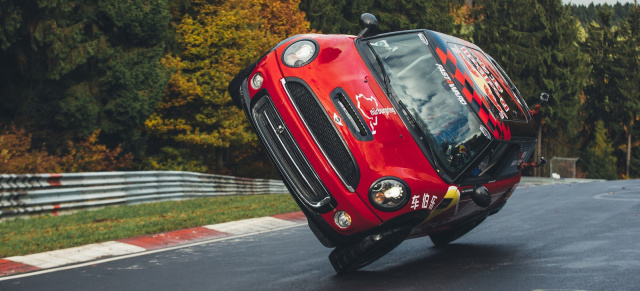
[396,100,443,172]
[367,43,392,97]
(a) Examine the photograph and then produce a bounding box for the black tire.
[429,217,486,247]
[329,226,411,274]
[227,63,257,109]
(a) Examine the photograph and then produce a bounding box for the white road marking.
[6,242,146,269]
[593,192,640,202]
[204,217,299,235]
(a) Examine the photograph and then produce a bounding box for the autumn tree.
[0,125,132,174]
[144,0,311,175]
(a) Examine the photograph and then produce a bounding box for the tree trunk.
[627,125,632,177]
[216,148,224,172]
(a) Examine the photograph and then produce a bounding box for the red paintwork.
[118,227,227,250]
[0,259,39,276]
[243,32,531,239]
[271,211,307,222]
[47,173,62,187]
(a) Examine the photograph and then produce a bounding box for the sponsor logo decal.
[436,64,466,105]
[355,93,396,135]
[411,193,438,211]
[457,46,511,119]
[479,125,492,139]
[419,33,429,46]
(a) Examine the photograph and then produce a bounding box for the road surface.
[2,180,639,290]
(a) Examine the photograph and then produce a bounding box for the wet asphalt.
[2,180,639,290]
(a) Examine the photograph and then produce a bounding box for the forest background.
[1,0,639,180]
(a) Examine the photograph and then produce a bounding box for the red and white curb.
[0,212,306,278]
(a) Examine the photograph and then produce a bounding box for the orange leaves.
[259,0,311,38]
[0,126,61,173]
[451,3,474,25]
[0,126,132,174]
[61,130,133,173]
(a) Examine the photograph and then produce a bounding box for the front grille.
[252,96,332,210]
[284,80,360,190]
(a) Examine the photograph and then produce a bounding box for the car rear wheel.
[429,217,486,247]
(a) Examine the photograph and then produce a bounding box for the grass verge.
[0,194,298,258]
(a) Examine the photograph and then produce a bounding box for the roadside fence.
[0,171,288,218]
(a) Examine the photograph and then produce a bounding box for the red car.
[228,14,546,274]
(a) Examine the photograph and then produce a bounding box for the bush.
[0,125,132,173]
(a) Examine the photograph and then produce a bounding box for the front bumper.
[236,71,385,246]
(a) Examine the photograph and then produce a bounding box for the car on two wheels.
[228,14,545,274]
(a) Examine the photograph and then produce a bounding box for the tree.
[613,1,640,177]
[299,0,465,35]
[0,0,172,157]
[569,2,635,26]
[581,5,623,178]
[472,0,590,176]
[144,0,311,174]
[582,120,618,179]
[535,0,591,174]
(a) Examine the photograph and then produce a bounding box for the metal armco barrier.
[0,171,288,218]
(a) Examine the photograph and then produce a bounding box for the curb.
[0,211,307,278]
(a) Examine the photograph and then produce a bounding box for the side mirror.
[540,93,549,104]
[357,13,378,38]
[530,92,550,116]
[536,157,547,167]
[519,157,547,170]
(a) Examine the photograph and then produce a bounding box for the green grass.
[0,194,299,258]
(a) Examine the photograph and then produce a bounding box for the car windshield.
[367,32,491,178]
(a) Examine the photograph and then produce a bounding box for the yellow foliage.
[144,0,310,172]
[452,3,473,25]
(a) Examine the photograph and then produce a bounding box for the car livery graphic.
[355,93,397,135]
[228,14,547,274]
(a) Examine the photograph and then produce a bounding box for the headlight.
[369,178,410,212]
[282,40,318,67]
[251,72,264,90]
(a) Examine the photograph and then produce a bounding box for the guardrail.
[0,171,288,218]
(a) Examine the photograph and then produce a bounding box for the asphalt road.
[2,180,639,290]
